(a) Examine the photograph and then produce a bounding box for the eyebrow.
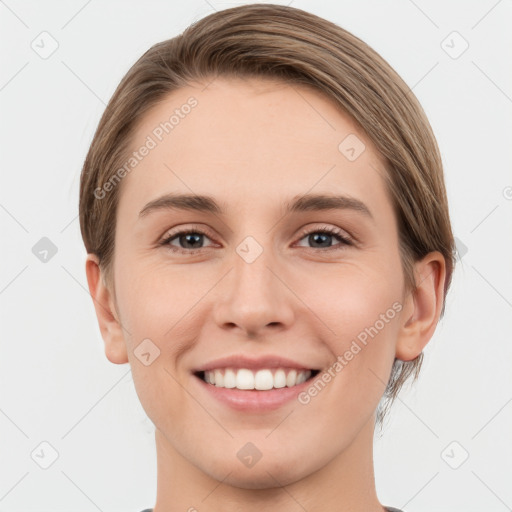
[138,192,374,220]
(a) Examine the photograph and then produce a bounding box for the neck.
[152,413,386,512]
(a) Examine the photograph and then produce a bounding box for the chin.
[201,453,311,490]
[220,469,300,490]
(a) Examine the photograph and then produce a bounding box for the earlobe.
[85,254,128,365]
[395,251,447,361]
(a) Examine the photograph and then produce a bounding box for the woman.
[79,4,455,511]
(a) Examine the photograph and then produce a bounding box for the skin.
[85,76,446,512]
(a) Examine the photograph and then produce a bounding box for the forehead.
[117,76,391,219]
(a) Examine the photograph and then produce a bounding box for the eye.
[295,226,353,250]
[159,226,216,254]
[159,224,353,255]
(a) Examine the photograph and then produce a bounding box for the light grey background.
[1,1,511,511]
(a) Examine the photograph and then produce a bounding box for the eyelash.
[158,225,354,255]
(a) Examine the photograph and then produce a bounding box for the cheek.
[295,279,401,438]
[307,266,402,390]
[114,257,200,338]
[304,260,403,337]
[115,263,200,427]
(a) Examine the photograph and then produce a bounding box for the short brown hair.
[79,3,456,428]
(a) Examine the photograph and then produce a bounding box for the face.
[106,76,411,488]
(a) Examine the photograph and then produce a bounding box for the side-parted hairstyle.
[79,3,456,428]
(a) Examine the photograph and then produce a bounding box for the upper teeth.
[203,368,312,390]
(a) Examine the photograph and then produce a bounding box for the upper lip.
[193,354,319,373]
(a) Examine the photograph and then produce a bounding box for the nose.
[212,239,296,338]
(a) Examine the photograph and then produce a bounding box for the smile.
[195,368,320,390]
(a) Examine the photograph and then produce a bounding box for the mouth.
[194,367,321,391]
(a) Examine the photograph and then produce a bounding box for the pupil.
[182,233,202,248]
[310,233,330,248]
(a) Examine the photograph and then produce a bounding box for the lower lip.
[192,373,315,412]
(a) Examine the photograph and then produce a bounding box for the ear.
[395,251,447,361]
[85,254,128,364]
